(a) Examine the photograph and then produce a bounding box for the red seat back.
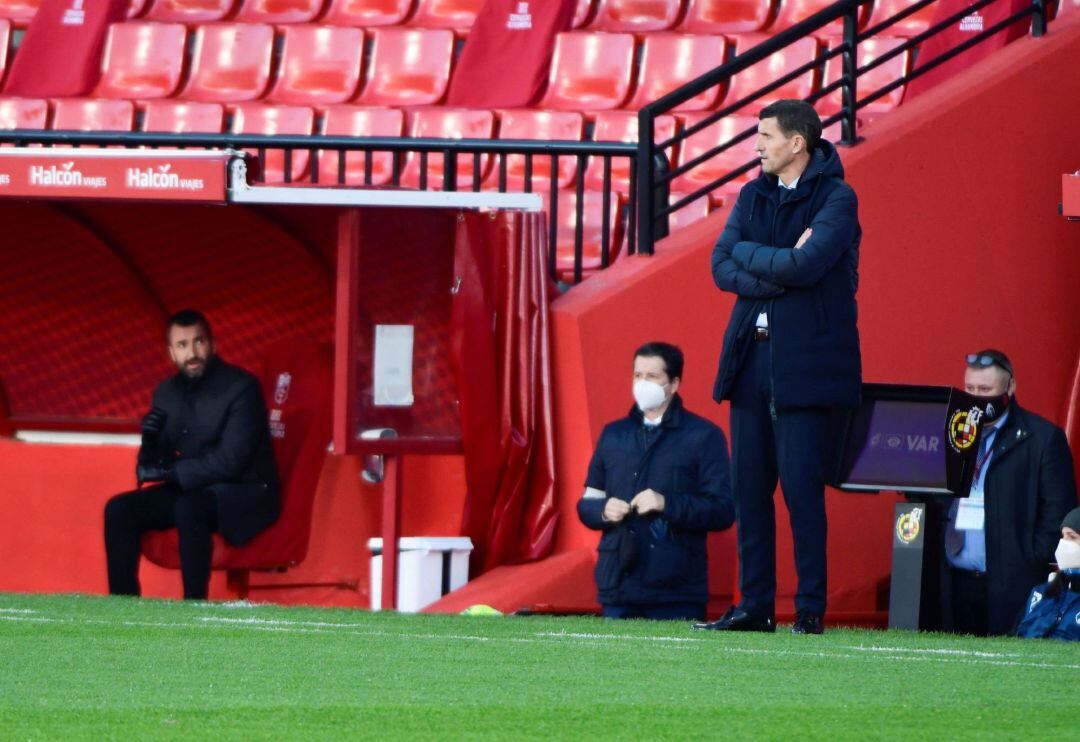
[0,0,40,25]
[587,0,683,32]
[94,21,188,100]
[538,31,636,111]
[868,0,939,36]
[584,110,676,193]
[355,27,454,107]
[0,19,10,86]
[235,0,326,23]
[266,25,365,106]
[231,103,315,183]
[676,0,774,33]
[671,114,760,199]
[181,23,275,103]
[547,188,624,282]
[771,0,868,32]
[145,0,236,23]
[818,36,910,114]
[407,0,483,31]
[142,340,332,571]
[399,107,494,189]
[142,100,225,132]
[725,34,820,111]
[624,33,728,111]
[488,109,584,190]
[0,97,48,129]
[316,105,404,186]
[321,0,413,26]
[51,98,134,131]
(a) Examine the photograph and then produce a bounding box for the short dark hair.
[634,341,684,381]
[966,348,1013,378]
[759,99,822,153]
[167,308,212,342]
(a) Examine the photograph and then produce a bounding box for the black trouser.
[949,567,989,636]
[104,484,219,600]
[729,340,830,618]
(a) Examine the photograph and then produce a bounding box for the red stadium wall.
[436,16,1080,618]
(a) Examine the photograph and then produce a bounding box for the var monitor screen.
[833,384,953,495]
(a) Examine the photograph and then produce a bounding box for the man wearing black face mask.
[938,349,1077,636]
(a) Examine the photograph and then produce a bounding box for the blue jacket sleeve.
[711,192,785,299]
[173,378,266,492]
[661,426,735,532]
[731,184,858,288]
[577,429,611,531]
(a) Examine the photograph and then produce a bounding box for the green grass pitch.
[1,593,1077,739]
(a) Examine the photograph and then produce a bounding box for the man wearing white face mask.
[577,342,735,620]
[1015,508,1080,641]
[937,349,1077,636]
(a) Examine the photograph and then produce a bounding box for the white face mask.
[1055,539,1080,570]
[633,379,667,413]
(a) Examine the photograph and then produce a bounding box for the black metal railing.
[0,129,636,286]
[636,0,1050,255]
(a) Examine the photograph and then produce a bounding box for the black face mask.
[976,392,1011,424]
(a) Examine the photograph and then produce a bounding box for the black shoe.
[692,605,776,632]
[791,612,824,635]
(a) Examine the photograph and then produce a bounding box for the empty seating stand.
[321,0,414,27]
[623,33,729,112]
[676,0,774,33]
[52,98,135,131]
[586,0,684,32]
[0,0,41,27]
[232,102,315,183]
[142,100,225,132]
[407,0,484,33]
[672,113,761,202]
[725,34,821,111]
[399,107,495,189]
[488,109,584,191]
[0,97,48,129]
[234,0,327,24]
[0,19,9,87]
[818,35,910,115]
[317,105,404,186]
[144,0,237,23]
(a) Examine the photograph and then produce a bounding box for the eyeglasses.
[966,353,1013,377]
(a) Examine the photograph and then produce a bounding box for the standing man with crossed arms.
[695,100,862,635]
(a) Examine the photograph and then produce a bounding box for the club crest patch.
[896,507,923,544]
[948,406,983,454]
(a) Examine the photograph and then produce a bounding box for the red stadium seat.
[546,189,623,282]
[818,36,910,115]
[354,28,454,107]
[265,25,365,107]
[867,0,938,36]
[0,97,48,129]
[321,0,413,26]
[537,31,636,111]
[488,109,584,190]
[676,0,773,33]
[587,0,683,32]
[667,191,714,231]
[52,98,134,131]
[400,107,495,189]
[624,33,729,112]
[235,0,326,23]
[141,340,333,595]
[407,0,483,31]
[142,100,224,132]
[316,105,404,185]
[92,22,188,100]
[0,0,40,26]
[725,35,820,111]
[0,19,9,86]
[232,103,315,183]
[144,0,237,23]
[128,0,150,16]
[584,110,677,193]
[772,0,868,32]
[180,23,275,102]
[671,114,760,202]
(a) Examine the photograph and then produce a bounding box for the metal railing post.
[652,152,670,243]
[636,110,656,255]
[1031,0,1046,37]
[840,5,859,145]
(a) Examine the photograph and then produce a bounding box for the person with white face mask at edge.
[577,342,735,621]
[1015,508,1080,641]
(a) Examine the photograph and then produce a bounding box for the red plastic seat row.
[67,21,454,107]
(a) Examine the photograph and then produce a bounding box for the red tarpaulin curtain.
[451,211,557,572]
[904,0,1029,101]
[445,0,577,108]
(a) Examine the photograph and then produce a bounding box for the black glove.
[141,407,167,437]
[136,464,174,486]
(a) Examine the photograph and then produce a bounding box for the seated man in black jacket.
[104,309,280,600]
[577,342,735,620]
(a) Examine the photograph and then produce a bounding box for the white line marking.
[0,608,37,614]
[844,645,1021,658]
[535,631,703,643]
